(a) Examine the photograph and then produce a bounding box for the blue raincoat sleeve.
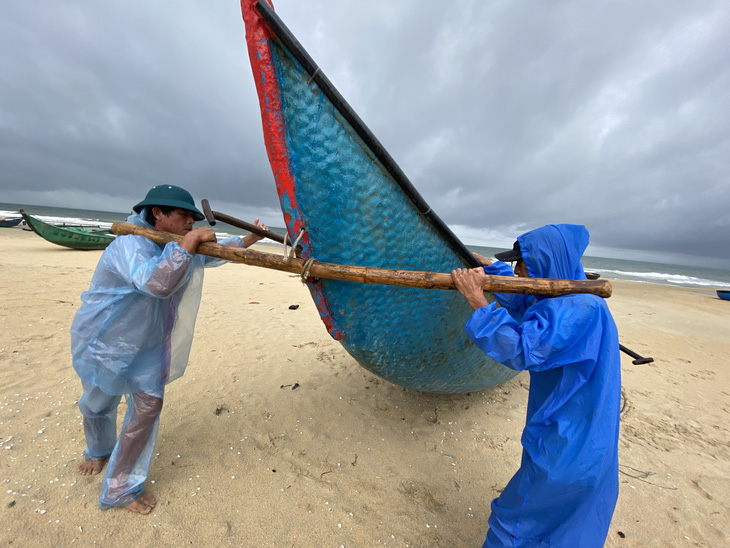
[482,261,537,322]
[466,295,606,373]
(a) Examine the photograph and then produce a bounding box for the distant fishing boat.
[0,217,22,228]
[20,210,114,250]
[241,0,520,393]
[717,290,730,301]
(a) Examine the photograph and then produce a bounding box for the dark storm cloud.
[1,1,728,266]
[0,1,277,212]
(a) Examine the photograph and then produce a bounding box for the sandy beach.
[1,227,728,547]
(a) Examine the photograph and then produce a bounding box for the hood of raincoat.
[517,224,589,281]
[127,209,152,228]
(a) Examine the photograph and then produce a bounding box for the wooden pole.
[200,199,287,244]
[111,222,612,298]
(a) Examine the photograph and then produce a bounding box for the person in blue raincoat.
[451,224,620,547]
[71,185,268,514]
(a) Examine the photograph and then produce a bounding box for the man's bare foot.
[125,492,157,515]
[77,456,108,476]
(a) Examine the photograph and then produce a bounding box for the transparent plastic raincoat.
[71,212,241,395]
[71,211,243,508]
[467,224,620,547]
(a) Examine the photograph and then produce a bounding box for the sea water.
[469,245,730,290]
[3,202,729,290]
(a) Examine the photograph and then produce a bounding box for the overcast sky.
[2,1,729,267]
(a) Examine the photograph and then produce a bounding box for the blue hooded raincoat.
[465,224,620,547]
[71,212,241,396]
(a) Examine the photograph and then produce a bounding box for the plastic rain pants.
[79,381,164,509]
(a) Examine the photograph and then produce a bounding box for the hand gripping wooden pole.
[111,222,612,298]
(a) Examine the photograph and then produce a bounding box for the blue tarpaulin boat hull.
[242,0,517,393]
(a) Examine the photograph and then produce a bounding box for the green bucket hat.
[133,185,204,221]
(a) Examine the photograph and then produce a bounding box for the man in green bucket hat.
[70,185,268,514]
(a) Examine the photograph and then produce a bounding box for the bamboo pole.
[111,222,612,298]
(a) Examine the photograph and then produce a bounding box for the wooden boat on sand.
[20,210,114,251]
[241,0,521,393]
[0,217,22,228]
[717,290,730,301]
